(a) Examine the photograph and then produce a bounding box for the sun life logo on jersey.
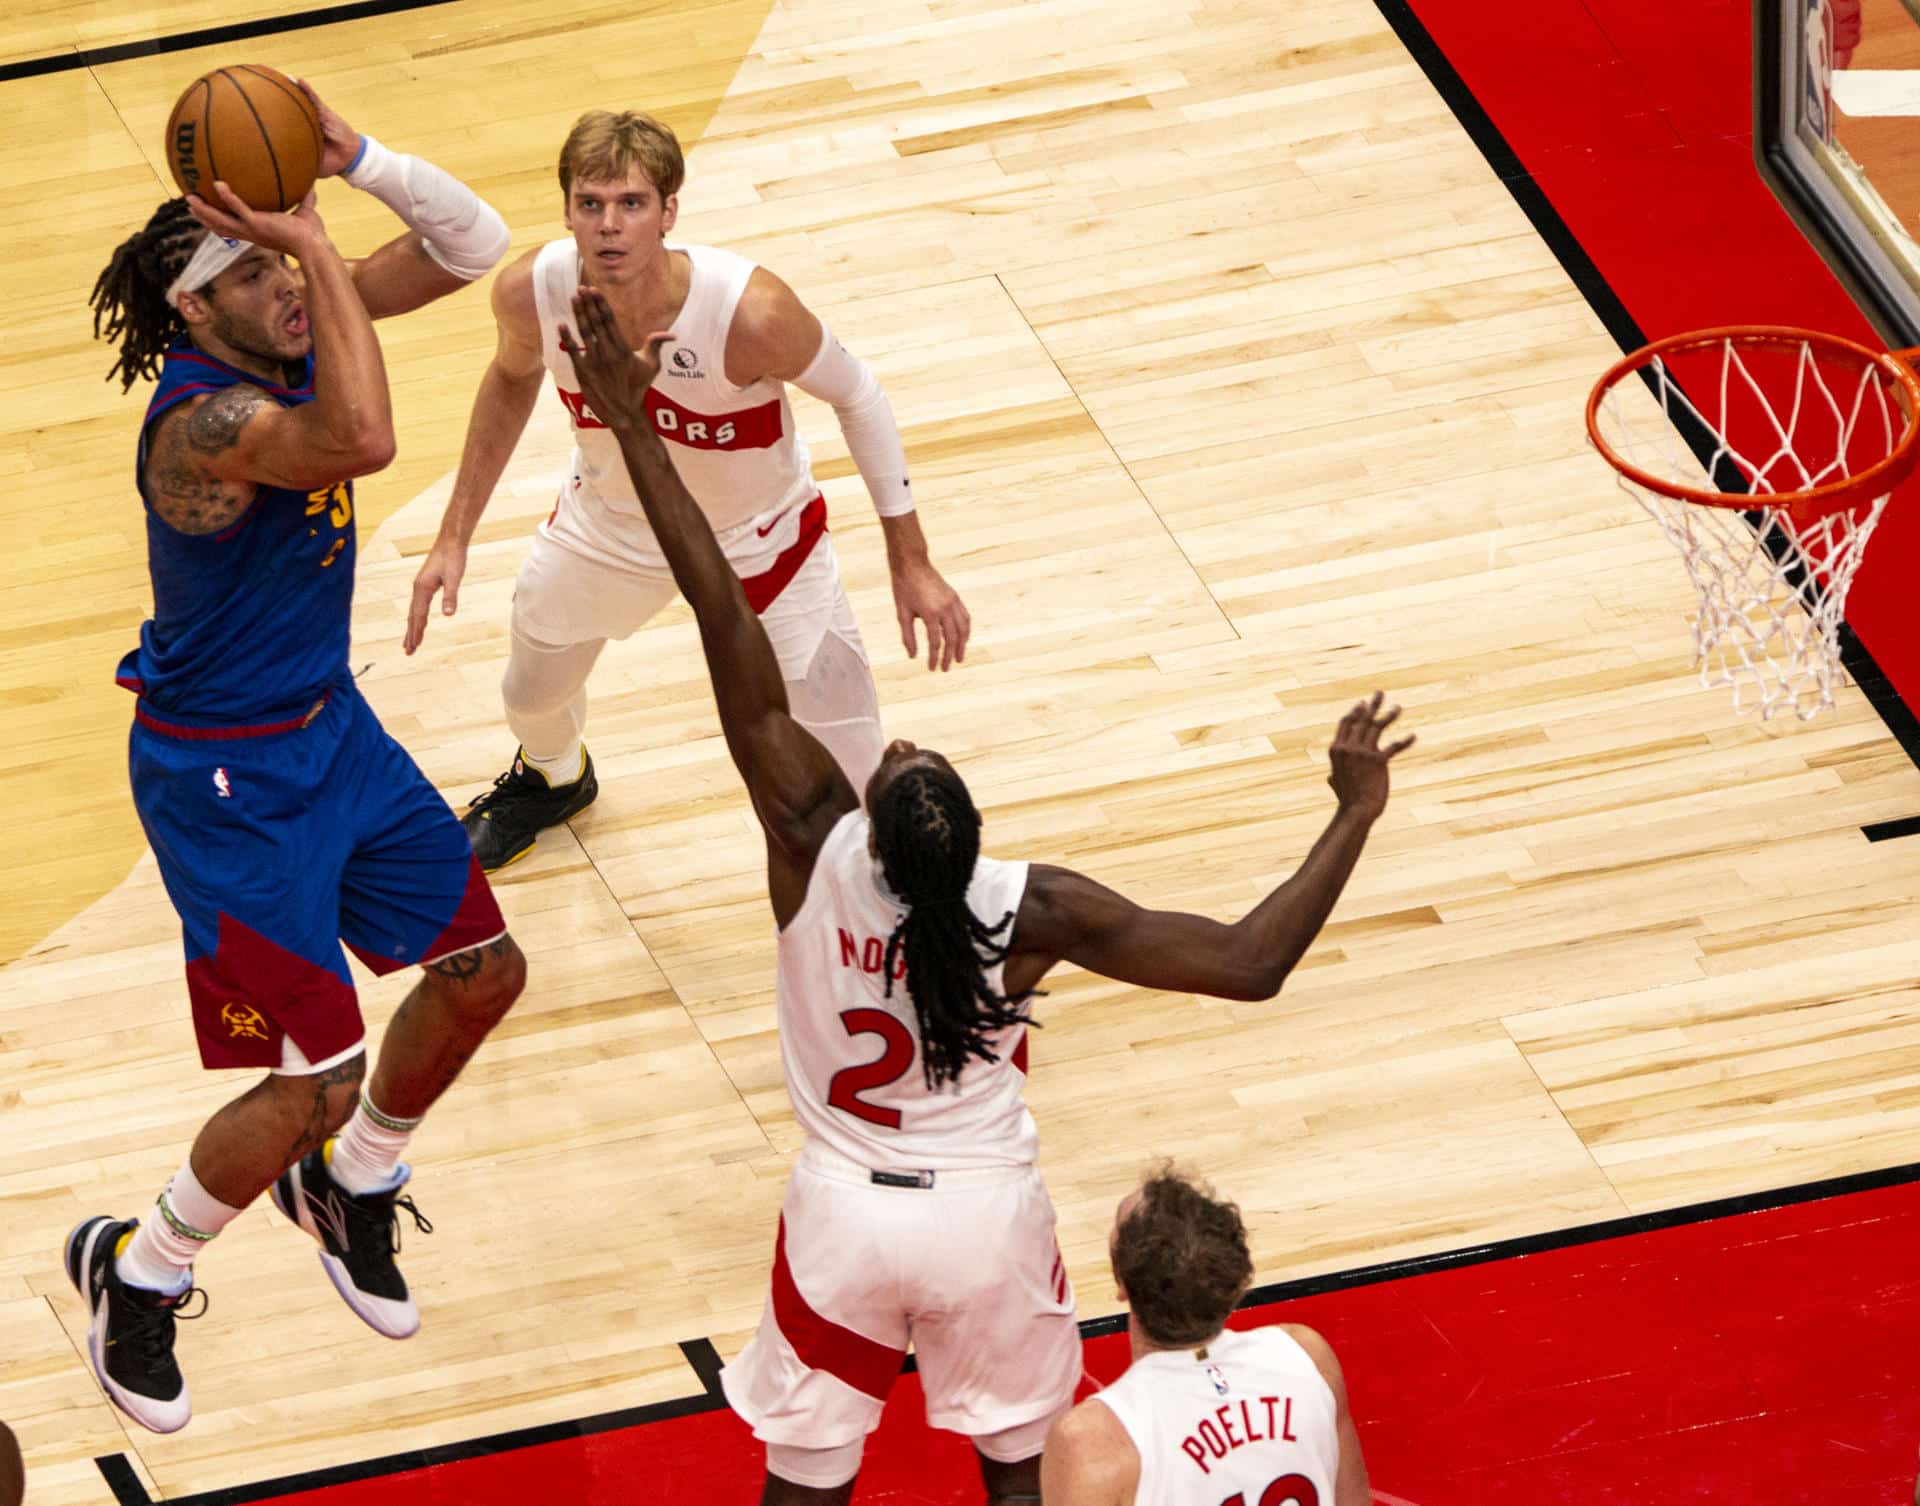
[221,1003,270,1042]
[212,766,232,799]
[666,345,702,379]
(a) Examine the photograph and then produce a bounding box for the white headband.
[165,232,256,309]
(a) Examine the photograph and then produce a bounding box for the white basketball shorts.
[511,492,864,680]
[720,1142,1081,1447]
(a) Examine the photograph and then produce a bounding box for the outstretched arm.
[1005,696,1413,999]
[559,287,854,896]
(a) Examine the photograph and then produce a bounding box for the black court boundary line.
[0,0,461,84]
[1373,0,1920,803]
[97,1155,1920,1504]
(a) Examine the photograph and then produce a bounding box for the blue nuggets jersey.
[117,342,356,722]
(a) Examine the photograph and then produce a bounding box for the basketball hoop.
[1586,325,1920,720]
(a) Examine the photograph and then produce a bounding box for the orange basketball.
[164,65,322,213]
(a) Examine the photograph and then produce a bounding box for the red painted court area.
[251,1176,1920,1504]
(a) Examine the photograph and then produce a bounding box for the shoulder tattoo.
[145,387,268,536]
[184,383,272,458]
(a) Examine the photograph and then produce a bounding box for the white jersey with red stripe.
[1094,1327,1342,1506]
[531,238,819,569]
[775,809,1039,1172]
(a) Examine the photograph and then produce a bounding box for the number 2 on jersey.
[1222,1476,1318,1506]
[826,1009,916,1129]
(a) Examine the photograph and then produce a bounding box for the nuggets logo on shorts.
[221,1003,270,1042]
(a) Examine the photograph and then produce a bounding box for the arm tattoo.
[144,389,266,536]
[184,383,271,457]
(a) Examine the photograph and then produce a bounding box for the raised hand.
[186,182,324,257]
[558,286,671,435]
[295,78,363,179]
[1327,692,1415,822]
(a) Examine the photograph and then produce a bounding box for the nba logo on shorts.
[213,767,232,799]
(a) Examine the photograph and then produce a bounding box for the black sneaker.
[462,746,598,871]
[64,1216,205,1434]
[271,1143,432,1340]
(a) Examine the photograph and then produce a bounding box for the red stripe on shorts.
[770,1214,905,1402]
[134,690,332,741]
[741,495,827,614]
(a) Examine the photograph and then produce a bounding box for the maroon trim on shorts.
[184,912,363,1071]
[347,854,506,978]
[1012,1032,1029,1075]
[134,689,332,741]
[770,1214,906,1402]
[740,495,827,614]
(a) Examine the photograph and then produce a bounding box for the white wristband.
[342,133,509,281]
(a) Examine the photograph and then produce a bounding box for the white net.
[1592,335,1905,721]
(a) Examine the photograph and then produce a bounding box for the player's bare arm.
[730,266,973,672]
[1282,1325,1373,1506]
[1040,1399,1139,1506]
[561,285,854,910]
[1004,695,1415,999]
[405,251,547,653]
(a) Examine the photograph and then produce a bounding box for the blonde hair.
[557,110,685,202]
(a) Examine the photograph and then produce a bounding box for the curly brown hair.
[1113,1169,1254,1348]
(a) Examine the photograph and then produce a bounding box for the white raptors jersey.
[775,810,1040,1171]
[531,239,819,567]
[1095,1327,1342,1506]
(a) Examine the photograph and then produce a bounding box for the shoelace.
[465,766,526,814]
[122,1286,208,1371]
[343,1189,434,1257]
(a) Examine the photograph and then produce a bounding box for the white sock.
[520,740,586,787]
[118,1160,243,1292]
[327,1092,422,1195]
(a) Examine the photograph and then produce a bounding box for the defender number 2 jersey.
[774,810,1041,1171]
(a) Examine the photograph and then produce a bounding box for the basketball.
[164,65,322,212]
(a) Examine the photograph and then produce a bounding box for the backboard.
[1756,0,1920,346]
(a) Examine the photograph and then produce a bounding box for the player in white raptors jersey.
[555,290,1413,1506]
[1043,1173,1371,1506]
[403,109,971,871]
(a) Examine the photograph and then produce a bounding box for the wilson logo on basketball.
[556,387,783,451]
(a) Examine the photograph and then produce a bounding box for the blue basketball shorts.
[128,681,505,1072]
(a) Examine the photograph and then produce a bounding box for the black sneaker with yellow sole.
[462,746,597,871]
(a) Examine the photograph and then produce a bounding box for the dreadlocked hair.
[91,198,206,392]
[873,763,1038,1090]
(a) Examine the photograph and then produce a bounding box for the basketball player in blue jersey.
[557,289,1412,1506]
[74,82,522,1434]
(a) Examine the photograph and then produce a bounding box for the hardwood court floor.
[5,0,1920,1501]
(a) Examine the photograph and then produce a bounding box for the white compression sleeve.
[342,134,511,281]
[789,327,916,517]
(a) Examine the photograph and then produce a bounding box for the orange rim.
[1585,324,1920,517]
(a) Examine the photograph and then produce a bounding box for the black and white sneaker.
[462,746,597,872]
[271,1143,431,1340]
[64,1216,204,1434]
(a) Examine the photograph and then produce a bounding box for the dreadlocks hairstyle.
[873,763,1038,1090]
[90,198,207,392]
